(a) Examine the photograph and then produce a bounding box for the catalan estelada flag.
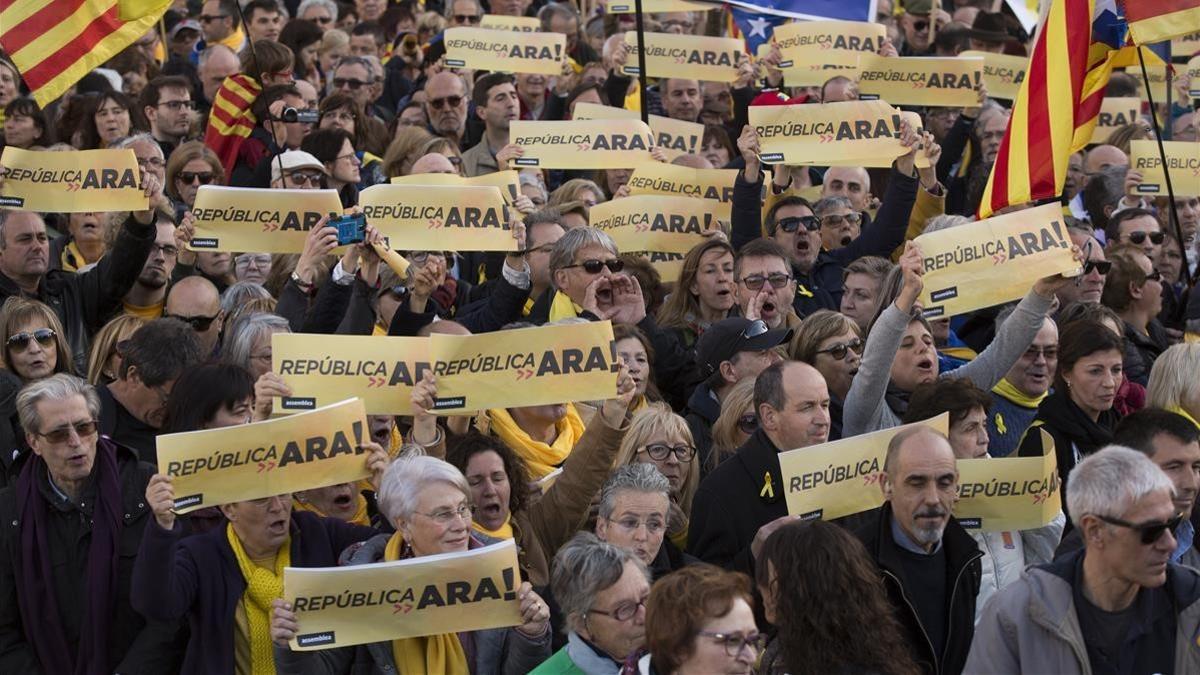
[978,0,1136,218]
[0,0,170,109]
[204,74,263,177]
[1124,0,1200,45]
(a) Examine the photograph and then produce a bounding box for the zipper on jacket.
[882,569,939,674]
[941,550,984,669]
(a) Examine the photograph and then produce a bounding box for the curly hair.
[756,520,922,675]
[446,429,532,518]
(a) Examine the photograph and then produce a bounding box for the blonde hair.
[710,378,756,472]
[0,297,74,381]
[320,28,349,54]
[614,404,698,515]
[790,310,862,364]
[1147,343,1200,417]
[548,178,605,207]
[86,314,146,385]
[382,125,434,178]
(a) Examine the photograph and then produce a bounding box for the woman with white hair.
[271,455,552,673]
[1147,343,1200,428]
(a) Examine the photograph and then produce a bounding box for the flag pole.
[1135,47,1192,287]
[633,0,650,125]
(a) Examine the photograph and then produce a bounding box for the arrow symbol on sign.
[262,222,279,232]
[392,602,413,614]
[992,252,1007,265]
[427,218,442,229]
[257,461,277,473]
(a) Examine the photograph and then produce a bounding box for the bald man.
[165,275,224,355]
[1070,144,1134,220]
[409,152,459,175]
[688,360,831,573]
[671,153,713,169]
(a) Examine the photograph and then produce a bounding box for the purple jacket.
[131,510,376,675]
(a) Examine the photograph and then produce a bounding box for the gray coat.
[273,533,551,675]
[843,290,1053,437]
[964,551,1200,674]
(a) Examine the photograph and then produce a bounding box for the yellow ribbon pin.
[797,284,814,298]
[995,412,1007,435]
[760,472,774,499]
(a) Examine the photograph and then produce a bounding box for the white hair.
[598,464,670,520]
[376,454,470,524]
[1066,445,1174,531]
[297,0,338,21]
[1147,344,1200,415]
[110,132,162,156]
[924,214,972,234]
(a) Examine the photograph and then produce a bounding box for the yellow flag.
[117,0,172,21]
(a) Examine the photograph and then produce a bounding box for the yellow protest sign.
[511,119,655,169]
[1188,56,1200,99]
[1090,97,1142,145]
[589,194,717,278]
[444,27,564,75]
[285,539,523,650]
[572,102,639,121]
[188,185,342,253]
[626,162,737,221]
[359,184,515,251]
[1174,31,1200,58]
[772,20,885,87]
[156,398,369,513]
[961,50,1027,101]
[622,32,745,83]
[916,203,1079,318]
[750,100,928,168]
[779,415,949,521]
[272,333,430,415]
[0,147,148,213]
[430,321,618,413]
[479,14,539,31]
[606,0,710,12]
[389,170,520,206]
[647,115,704,160]
[955,431,1062,531]
[1131,140,1200,197]
[857,55,983,107]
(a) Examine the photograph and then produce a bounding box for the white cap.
[271,150,326,185]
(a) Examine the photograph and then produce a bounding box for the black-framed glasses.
[1096,512,1184,545]
[777,215,821,233]
[1144,269,1164,283]
[198,14,228,23]
[519,243,557,256]
[151,242,179,257]
[1082,260,1111,275]
[428,95,464,110]
[333,77,370,90]
[737,414,758,435]
[563,258,624,274]
[1127,231,1166,245]
[912,19,929,31]
[815,337,863,361]
[7,328,55,351]
[739,273,792,291]
[589,597,648,622]
[164,312,219,332]
[33,420,98,443]
[697,630,767,657]
[309,14,333,24]
[639,443,696,462]
[819,212,863,227]
[157,99,196,111]
[1022,345,1058,361]
[177,171,215,185]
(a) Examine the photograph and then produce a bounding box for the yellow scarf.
[227,524,290,675]
[630,395,648,414]
[61,240,98,272]
[992,377,1047,409]
[384,533,469,674]
[1167,406,1200,430]
[522,296,535,317]
[293,493,371,527]
[123,300,164,320]
[472,514,514,540]
[548,291,582,322]
[488,404,586,478]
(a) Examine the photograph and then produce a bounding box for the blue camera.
[331,213,366,246]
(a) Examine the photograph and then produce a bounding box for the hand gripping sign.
[0,147,148,213]
[954,430,1063,532]
[272,333,431,415]
[285,539,524,650]
[188,185,343,253]
[156,398,370,513]
[570,104,704,162]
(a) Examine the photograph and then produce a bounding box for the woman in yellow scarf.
[271,455,552,674]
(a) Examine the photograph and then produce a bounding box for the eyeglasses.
[737,414,758,435]
[157,100,196,111]
[454,14,481,23]
[335,152,360,164]
[164,312,219,332]
[639,443,696,462]
[1144,269,1163,283]
[198,14,228,23]
[285,171,324,185]
[519,243,557,256]
[410,251,448,265]
[697,630,767,657]
[740,319,770,339]
[739,273,792,291]
[563,258,624,274]
[912,19,929,32]
[236,254,272,268]
[177,171,215,185]
[33,420,98,443]
[416,503,474,526]
[428,95,464,110]
[1096,512,1184,545]
[606,516,666,534]
[333,78,371,90]
[1082,260,1112,275]
[137,157,166,169]
[1127,231,1166,245]
[589,596,648,622]
[151,242,179,257]
[815,337,864,361]
[1021,345,1058,361]
[776,215,821,233]
[310,15,333,24]
[819,212,863,227]
[7,328,56,351]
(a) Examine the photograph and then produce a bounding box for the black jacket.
[1122,319,1170,387]
[687,428,788,576]
[0,213,156,373]
[684,382,721,470]
[0,443,181,674]
[854,503,983,675]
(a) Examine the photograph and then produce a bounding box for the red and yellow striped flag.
[0,0,169,109]
[1125,0,1200,45]
[978,0,1125,218]
[204,74,263,176]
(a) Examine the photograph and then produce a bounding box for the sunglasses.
[913,19,929,31]
[736,414,758,435]
[454,14,481,23]
[285,171,324,185]
[177,171,215,185]
[740,273,792,291]
[428,95,464,110]
[816,337,864,361]
[198,14,228,23]
[563,258,624,274]
[640,443,696,462]
[1082,260,1112,275]
[740,319,769,339]
[333,78,370,90]
[1097,512,1184,545]
[164,312,219,332]
[777,215,821,233]
[1127,231,1166,245]
[1144,269,1163,283]
[7,328,55,351]
[820,213,863,227]
[34,420,98,443]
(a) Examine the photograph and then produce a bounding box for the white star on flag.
[747,16,771,39]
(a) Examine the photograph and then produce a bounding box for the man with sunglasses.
[445,0,483,27]
[269,150,326,190]
[423,72,470,149]
[1108,208,1166,262]
[196,0,245,54]
[898,0,946,56]
[1056,227,1109,307]
[164,276,225,356]
[139,75,195,160]
[1103,246,1169,387]
[967,446,1200,674]
[0,374,181,673]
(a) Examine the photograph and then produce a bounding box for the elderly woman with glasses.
[594,463,696,582]
[613,405,698,553]
[270,454,552,674]
[643,565,762,675]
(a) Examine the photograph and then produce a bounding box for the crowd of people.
[0,0,1199,673]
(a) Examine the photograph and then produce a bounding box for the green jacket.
[530,646,588,675]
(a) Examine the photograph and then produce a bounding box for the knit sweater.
[985,392,1042,458]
